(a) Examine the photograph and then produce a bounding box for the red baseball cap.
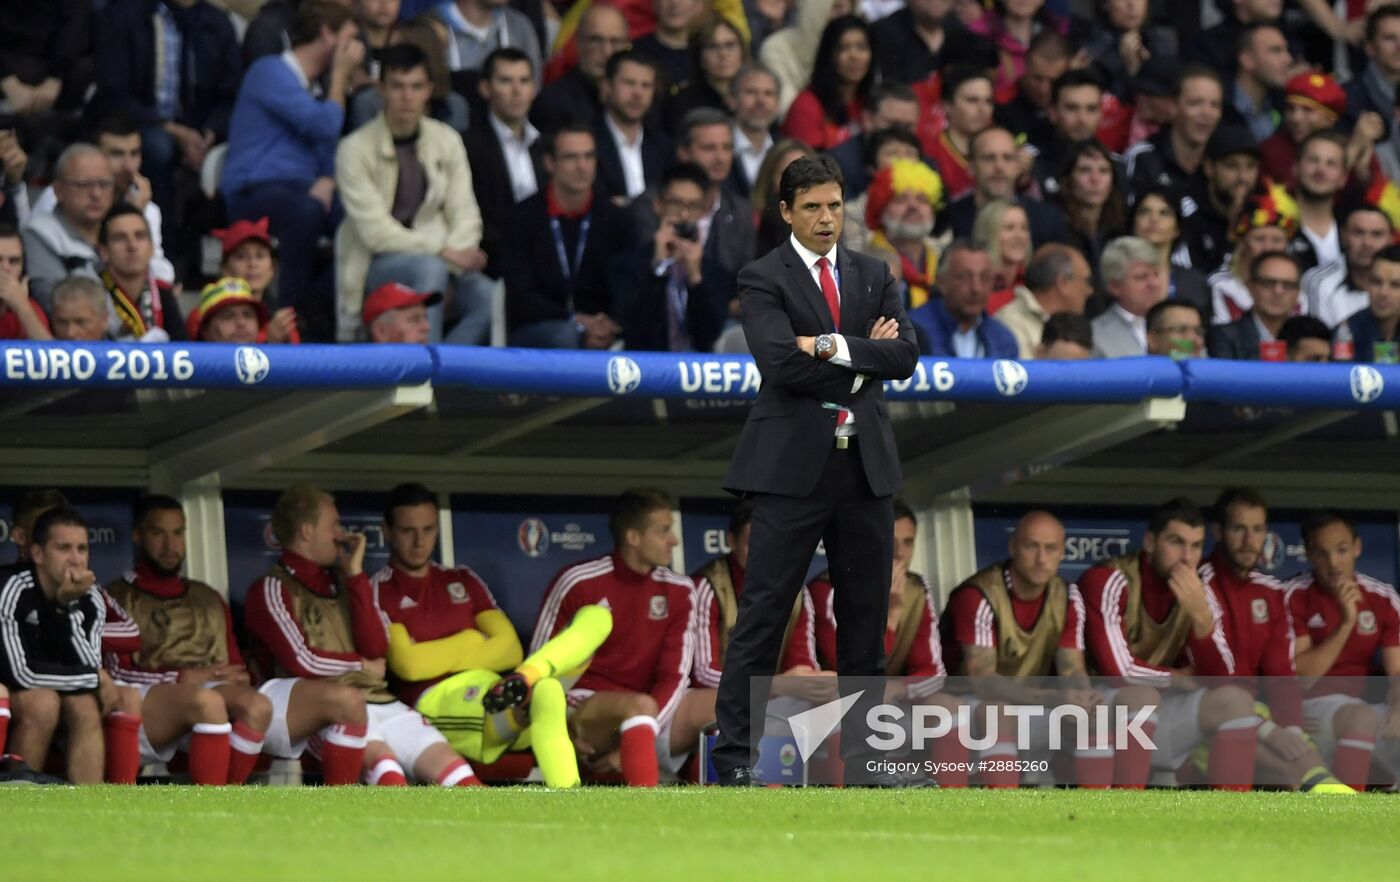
[362,282,442,326]
[1285,72,1346,119]
[213,217,276,259]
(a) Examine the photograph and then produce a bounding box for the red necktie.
[817,256,840,332]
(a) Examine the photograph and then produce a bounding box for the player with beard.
[1181,125,1260,274]
[1288,132,1351,274]
[105,496,274,785]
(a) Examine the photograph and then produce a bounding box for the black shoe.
[0,755,66,785]
[482,673,531,714]
[843,769,938,789]
[717,765,757,787]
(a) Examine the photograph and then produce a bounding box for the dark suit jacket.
[464,119,548,278]
[530,67,601,135]
[628,186,756,284]
[607,244,731,353]
[500,192,630,330]
[1207,311,1264,360]
[723,242,919,499]
[593,117,671,205]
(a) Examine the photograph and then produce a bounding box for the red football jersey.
[1079,552,1234,687]
[531,553,694,727]
[370,562,503,705]
[804,575,946,698]
[99,585,143,655]
[690,557,816,688]
[1284,572,1400,698]
[924,131,975,204]
[1198,553,1302,727]
[0,301,50,339]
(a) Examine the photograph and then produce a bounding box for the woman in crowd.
[1055,140,1125,270]
[973,199,1032,314]
[752,139,816,256]
[781,15,874,150]
[1131,186,1211,315]
[665,17,749,135]
[1072,0,1177,100]
[966,0,1068,94]
[212,218,299,344]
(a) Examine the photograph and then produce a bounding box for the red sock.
[0,695,10,754]
[618,715,659,787]
[103,712,142,784]
[227,721,266,785]
[1333,736,1376,792]
[1208,715,1260,792]
[930,733,969,788]
[436,758,484,787]
[1074,749,1115,789]
[1114,719,1155,789]
[980,733,1019,788]
[318,723,368,786]
[188,722,232,785]
[367,757,408,786]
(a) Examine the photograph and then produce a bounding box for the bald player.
[945,512,1159,788]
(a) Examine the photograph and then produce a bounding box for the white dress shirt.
[605,113,647,199]
[789,234,865,434]
[734,125,772,188]
[1113,304,1149,351]
[488,113,540,203]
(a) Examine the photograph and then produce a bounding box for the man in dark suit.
[593,50,670,206]
[943,128,1070,246]
[466,48,548,280]
[1207,251,1301,359]
[712,155,923,788]
[530,2,628,135]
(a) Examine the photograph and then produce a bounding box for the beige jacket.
[997,286,1051,359]
[334,114,482,339]
[759,0,836,116]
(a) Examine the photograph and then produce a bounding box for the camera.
[672,221,699,242]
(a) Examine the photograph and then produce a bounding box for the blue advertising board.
[0,490,134,582]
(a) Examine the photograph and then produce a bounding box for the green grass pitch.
[3,787,1396,881]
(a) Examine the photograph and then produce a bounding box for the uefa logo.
[1259,531,1285,572]
[606,356,642,395]
[992,360,1029,397]
[235,346,271,385]
[1349,365,1384,404]
[518,518,550,558]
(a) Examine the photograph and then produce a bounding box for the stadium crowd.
[1,0,1400,359]
[0,484,1396,790]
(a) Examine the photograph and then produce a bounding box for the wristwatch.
[815,334,836,361]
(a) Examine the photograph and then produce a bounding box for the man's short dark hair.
[99,202,149,246]
[1213,487,1268,525]
[1280,315,1332,352]
[778,155,844,210]
[1298,129,1348,161]
[869,82,917,111]
[969,126,1016,159]
[1375,244,1400,267]
[95,112,140,140]
[609,487,673,544]
[1024,244,1077,292]
[32,506,88,549]
[1249,250,1300,282]
[861,128,921,170]
[14,489,70,536]
[290,0,354,46]
[893,499,917,525]
[134,495,183,528]
[547,122,596,157]
[1342,202,1394,231]
[604,48,656,82]
[942,64,993,104]
[1236,21,1284,57]
[0,221,20,245]
[1147,497,1205,534]
[383,482,438,525]
[1177,64,1223,96]
[679,107,733,149]
[379,43,432,84]
[728,499,754,537]
[661,161,710,196]
[482,46,533,81]
[1041,311,1093,350]
[1366,3,1400,44]
[1026,29,1071,62]
[1301,510,1358,546]
[1050,69,1102,106]
[1146,299,1205,333]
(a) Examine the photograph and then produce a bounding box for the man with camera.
[609,162,733,352]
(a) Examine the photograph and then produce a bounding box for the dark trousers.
[712,439,893,775]
[227,181,341,337]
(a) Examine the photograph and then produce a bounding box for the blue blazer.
[909,296,1020,359]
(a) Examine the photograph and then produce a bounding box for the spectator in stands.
[0,226,50,341]
[610,162,731,352]
[635,0,704,98]
[728,63,781,198]
[337,43,491,345]
[1210,187,1300,325]
[96,203,185,343]
[840,129,922,253]
[1055,140,1125,269]
[910,240,1017,357]
[243,0,307,67]
[1131,187,1212,316]
[213,217,295,326]
[22,144,115,307]
[0,129,24,228]
[502,124,629,349]
[1280,315,1332,361]
[1263,72,1382,189]
[1074,0,1175,97]
[224,0,365,335]
[357,0,402,64]
[1344,5,1400,130]
[947,127,1068,247]
[973,199,1031,312]
[863,159,945,312]
[0,507,106,784]
[782,15,873,151]
[1208,251,1302,359]
[966,0,1068,95]
[999,243,1091,359]
[47,277,109,342]
[752,139,815,256]
[434,0,542,94]
[872,0,963,85]
[362,280,438,343]
[595,50,669,206]
[993,30,1069,145]
[664,17,748,136]
[94,0,242,232]
[1145,299,1208,358]
[1031,70,1103,198]
[1225,23,1290,144]
[1182,125,1262,275]
[1092,236,1165,357]
[828,83,919,199]
[1303,205,1393,329]
[1188,0,1286,74]
[1290,132,1350,274]
[531,2,628,134]
[346,15,471,134]
[1099,54,1177,155]
[0,2,92,122]
[760,0,844,116]
[1035,310,1093,359]
[189,277,300,343]
[1126,66,1224,204]
[1337,244,1400,362]
[924,66,995,205]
